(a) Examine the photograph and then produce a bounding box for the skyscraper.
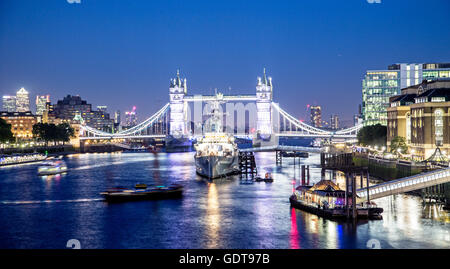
[310,105,322,127]
[362,63,450,126]
[114,110,121,125]
[16,88,30,112]
[125,106,137,127]
[2,95,16,112]
[36,95,50,115]
[330,114,339,130]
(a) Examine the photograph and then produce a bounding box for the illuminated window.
[406,112,411,143]
[431,97,445,102]
[435,109,444,146]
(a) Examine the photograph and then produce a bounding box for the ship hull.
[195,155,239,179]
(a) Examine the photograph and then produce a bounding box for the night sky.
[1,0,450,126]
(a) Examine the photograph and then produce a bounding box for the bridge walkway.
[357,167,450,200]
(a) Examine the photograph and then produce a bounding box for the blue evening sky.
[1,0,449,125]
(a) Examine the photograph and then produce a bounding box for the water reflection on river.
[0,151,448,249]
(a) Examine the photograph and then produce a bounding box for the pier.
[238,151,257,180]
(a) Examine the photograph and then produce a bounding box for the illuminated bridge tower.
[169,70,188,136]
[256,68,273,135]
[254,68,278,147]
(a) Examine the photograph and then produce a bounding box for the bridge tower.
[256,68,273,134]
[254,68,278,147]
[169,70,188,136]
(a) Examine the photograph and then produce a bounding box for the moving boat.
[194,95,239,179]
[264,172,273,182]
[100,184,183,202]
[255,173,273,182]
[37,160,68,176]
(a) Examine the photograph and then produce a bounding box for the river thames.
[0,151,449,249]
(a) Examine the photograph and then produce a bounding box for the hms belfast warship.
[194,95,239,179]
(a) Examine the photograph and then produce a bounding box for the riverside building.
[0,111,37,140]
[387,79,450,159]
[362,63,450,126]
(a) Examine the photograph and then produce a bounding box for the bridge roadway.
[357,166,450,200]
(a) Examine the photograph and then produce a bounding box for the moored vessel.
[194,94,239,179]
[289,179,383,220]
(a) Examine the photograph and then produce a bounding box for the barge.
[289,179,383,220]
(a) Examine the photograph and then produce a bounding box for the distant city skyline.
[1,0,450,124]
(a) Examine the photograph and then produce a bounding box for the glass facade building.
[362,63,450,126]
[35,95,50,115]
[362,71,399,126]
[15,88,30,112]
[2,95,16,112]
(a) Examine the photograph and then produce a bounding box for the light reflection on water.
[0,151,448,249]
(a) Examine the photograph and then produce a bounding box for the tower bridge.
[80,70,362,143]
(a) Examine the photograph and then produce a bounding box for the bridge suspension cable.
[271,102,362,137]
[81,103,170,138]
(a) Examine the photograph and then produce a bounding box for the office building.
[97,106,107,113]
[310,105,322,127]
[330,114,339,130]
[362,63,450,126]
[36,95,50,115]
[48,95,114,132]
[2,95,17,112]
[16,88,30,112]
[125,106,137,127]
[114,110,121,125]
